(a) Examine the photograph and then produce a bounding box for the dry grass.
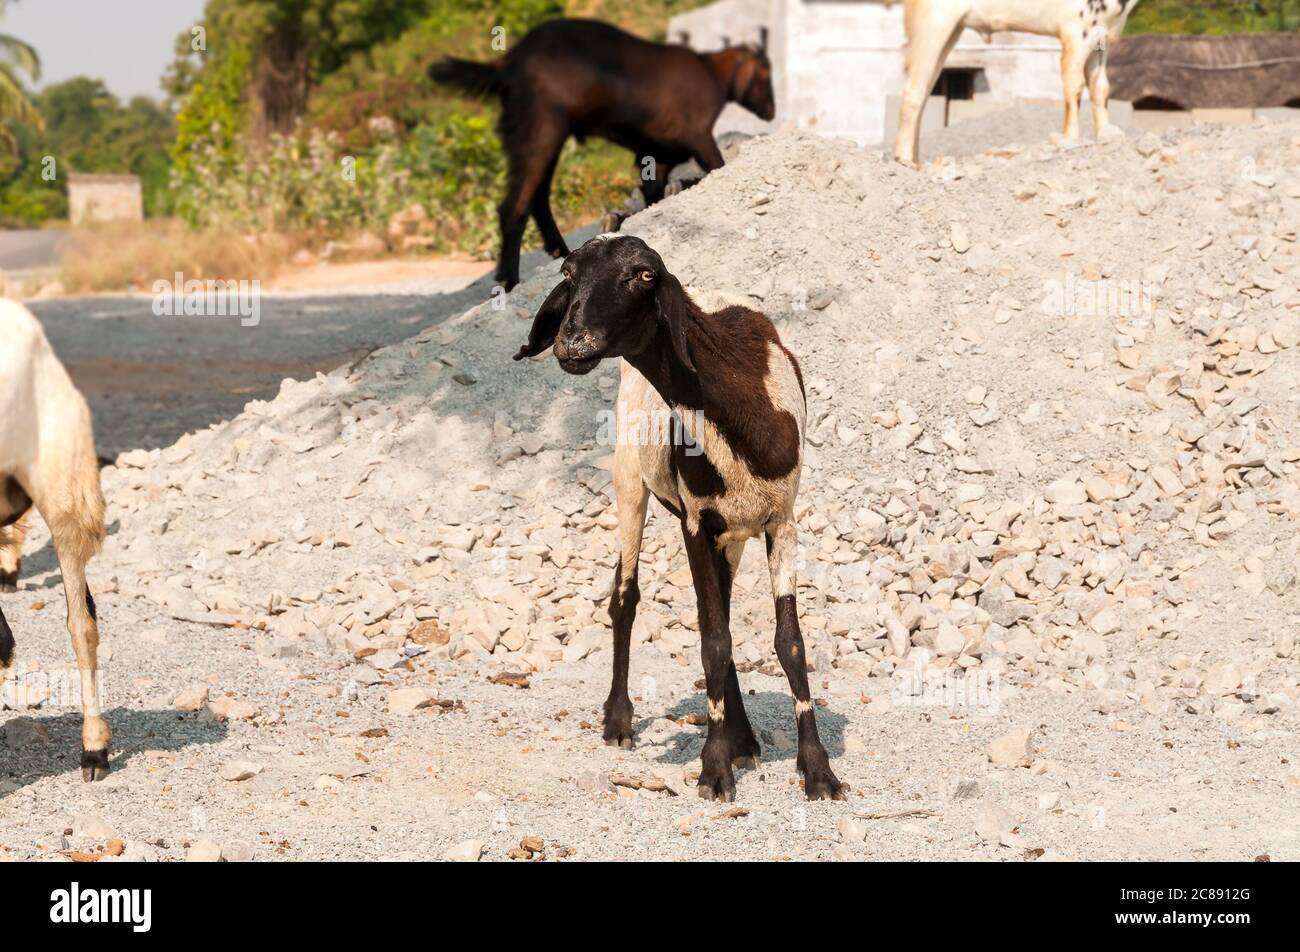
[59,220,315,295]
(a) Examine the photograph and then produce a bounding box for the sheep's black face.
[515,235,665,375]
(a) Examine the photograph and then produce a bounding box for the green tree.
[0,0,42,152]
[1129,0,1300,33]
[173,0,435,146]
[0,78,176,224]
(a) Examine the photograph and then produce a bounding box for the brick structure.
[67,173,144,226]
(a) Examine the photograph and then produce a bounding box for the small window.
[932,68,979,101]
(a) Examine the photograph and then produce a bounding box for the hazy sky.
[3,0,208,102]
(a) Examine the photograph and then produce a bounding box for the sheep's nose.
[556,332,598,360]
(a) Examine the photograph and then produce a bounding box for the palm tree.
[0,0,42,151]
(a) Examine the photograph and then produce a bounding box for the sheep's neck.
[627,309,755,448]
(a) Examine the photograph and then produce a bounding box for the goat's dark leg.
[530,153,569,260]
[765,520,842,800]
[604,450,648,747]
[682,520,739,801]
[0,603,15,686]
[497,115,567,291]
[687,137,725,175]
[718,541,760,768]
[664,138,726,198]
[638,153,670,208]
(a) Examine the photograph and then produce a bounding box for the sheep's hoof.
[0,570,17,593]
[697,754,737,802]
[602,697,634,749]
[598,212,623,235]
[730,734,761,769]
[80,749,110,783]
[697,770,736,803]
[799,756,845,801]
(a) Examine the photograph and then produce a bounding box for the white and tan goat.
[0,299,111,781]
[894,0,1141,166]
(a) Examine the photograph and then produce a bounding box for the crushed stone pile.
[68,117,1300,737]
[920,100,1137,159]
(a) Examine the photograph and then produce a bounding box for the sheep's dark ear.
[655,272,695,373]
[513,279,571,361]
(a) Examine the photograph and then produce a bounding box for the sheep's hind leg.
[46,508,110,781]
[530,153,569,259]
[766,521,842,801]
[894,4,965,166]
[0,513,27,593]
[719,541,760,769]
[682,521,738,801]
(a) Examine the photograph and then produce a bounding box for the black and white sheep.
[0,300,111,781]
[515,236,843,801]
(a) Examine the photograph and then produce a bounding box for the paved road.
[0,229,68,274]
[28,227,595,459]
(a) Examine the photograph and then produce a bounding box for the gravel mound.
[924,100,1137,158]
[93,115,1300,715]
[6,114,1299,860]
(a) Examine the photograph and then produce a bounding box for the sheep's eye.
[562,269,573,281]
[637,270,654,284]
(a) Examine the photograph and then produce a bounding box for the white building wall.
[669,0,1064,146]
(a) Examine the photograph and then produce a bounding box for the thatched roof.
[1109,33,1300,110]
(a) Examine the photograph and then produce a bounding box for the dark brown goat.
[430,19,774,291]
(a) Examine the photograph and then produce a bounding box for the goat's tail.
[428,57,505,98]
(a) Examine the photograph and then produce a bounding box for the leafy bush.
[173,109,633,257]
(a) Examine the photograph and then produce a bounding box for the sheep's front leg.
[718,541,761,768]
[603,455,648,748]
[681,520,739,801]
[766,521,843,800]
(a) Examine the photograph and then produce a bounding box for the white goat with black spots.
[894,0,1142,166]
[515,236,843,802]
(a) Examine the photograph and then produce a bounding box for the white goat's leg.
[53,537,110,781]
[1059,30,1088,142]
[37,476,110,781]
[894,2,965,166]
[1085,46,1119,139]
[0,512,27,592]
